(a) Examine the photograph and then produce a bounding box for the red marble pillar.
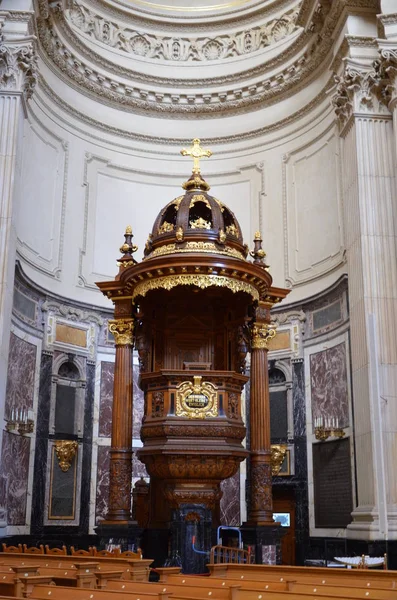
[248,304,276,526]
[103,316,134,524]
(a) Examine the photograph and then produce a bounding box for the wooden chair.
[70,547,94,556]
[45,545,67,555]
[119,550,143,559]
[1,543,22,553]
[23,544,45,554]
[91,547,117,557]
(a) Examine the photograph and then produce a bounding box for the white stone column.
[0,6,37,453]
[333,59,397,540]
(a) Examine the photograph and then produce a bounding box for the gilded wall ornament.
[158,221,174,234]
[131,274,259,301]
[176,375,218,419]
[271,444,287,476]
[54,440,78,472]
[108,318,134,345]
[251,323,276,349]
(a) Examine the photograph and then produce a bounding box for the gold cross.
[180,138,212,174]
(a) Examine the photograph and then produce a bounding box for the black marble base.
[95,521,141,551]
[240,523,285,564]
[169,505,212,574]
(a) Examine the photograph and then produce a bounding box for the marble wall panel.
[5,333,37,419]
[133,365,144,439]
[310,342,349,428]
[262,545,276,564]
[0,432,30,525]
[132,451,147,479]
[99,362,114,437]
[220,472,240,526]
[95,445,110,523]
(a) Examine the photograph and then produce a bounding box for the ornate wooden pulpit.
[97,140,289,570]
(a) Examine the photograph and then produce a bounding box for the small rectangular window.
[55,385,76,435]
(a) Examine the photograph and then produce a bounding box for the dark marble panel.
[220,472,240,526]
[133,365,144,438]
[292,360,306,438]
[99,362,114,438]
[310,342,349,428]
[262,545,276,564]
[80,362,95,533]
[31,352,52,532]
[0,432,30,525]
[0,474,7,523]
[95,446,110,524]
[5,333,37,419]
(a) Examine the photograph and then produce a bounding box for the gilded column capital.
[108,318,134,346]
[251,323,276,350]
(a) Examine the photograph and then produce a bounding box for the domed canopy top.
[143,139,247,262]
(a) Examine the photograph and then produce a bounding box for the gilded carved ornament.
[108,318,134,345]
[270,444,287,476]
[55,440,78,472]
[176,375,218,419]
[144,241,245,261]
[190,217,211,229]
[131,274,259,302]
[180,138,212,175]
[251,323,276,350]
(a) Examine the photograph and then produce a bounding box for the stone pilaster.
[0,7,37,452]
[332,59,397,540]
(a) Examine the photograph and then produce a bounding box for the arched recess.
[269,361,293,443]
[49,355,86,438]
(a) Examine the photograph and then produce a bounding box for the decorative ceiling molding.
[80,0,299,30]
[36,13,329,117]
[54,6,309,86]
[65,0,300,62]
[35,72,332,147]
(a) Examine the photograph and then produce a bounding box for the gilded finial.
[181,138,212,175]
[118,225,138,269]
[250,231,269,268]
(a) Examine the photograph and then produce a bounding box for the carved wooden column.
[104,312,134,523]
[248,302,276,525]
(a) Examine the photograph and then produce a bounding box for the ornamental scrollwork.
[108,318,134,346]
[332,64,390,127]
[65,1,299,63]
[251,323,276,350]
[0,40,38,100]
[131,274,259,302]
[54,440,78,472]
[250,463,272,511]
[109,458,132,510]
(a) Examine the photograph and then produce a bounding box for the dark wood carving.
[96,159,289,534]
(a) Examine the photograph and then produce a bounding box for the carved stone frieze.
[0,36,38,100]
[35,12,331,118]
[65,1,300,63]
[332,63,391,128]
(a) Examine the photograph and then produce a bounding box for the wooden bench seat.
[0,572,54,597]
[288,582,397,599]
[0,556,152,582]
[29,584,169,600]
[104,578,241,599]
[159,574,290,592]
[207,565,397,589]
[36,568,96,588]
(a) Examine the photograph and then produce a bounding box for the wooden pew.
[0,572,53,597]
[44,549,67,557]
[22,548,44,556]
[0,555,152,582]
[104,578,241,600]
[30,584,169,600]
[157,574,290,592]
[207,565,397,589]
[288,582,397,599]
[35,567,96,588]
